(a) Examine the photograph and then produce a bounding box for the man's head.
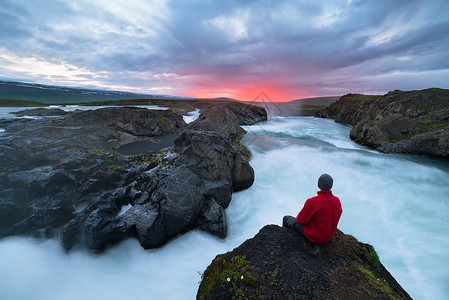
[318,174,333,191]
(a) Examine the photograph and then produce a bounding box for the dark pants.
[283,215,305,236]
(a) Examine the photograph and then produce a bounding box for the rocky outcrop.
[319,88,449,157]
[197,225,411,300]
[220,102,268,125]
[13,107,70,117]
[0,102,267,251]
[0,107,186,241]
[314,93,381,121]
[62,106,257,250]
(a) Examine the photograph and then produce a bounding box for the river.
[0,114,448,300]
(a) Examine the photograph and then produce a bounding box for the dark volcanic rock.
[188,106,243,140]
[174,129,254,195]
[61,104,260,250]
[13,107,69,117]
[220,102,268,125]
[348,89,449,157]
[62,165,208,250]
[0,102,267,251]
[198,225,411,300]
[0,107,186,170]
[0,107,187,240]
[191,102,267,126]
[321,89,449,158]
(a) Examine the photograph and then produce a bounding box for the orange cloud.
[173,68,312,102]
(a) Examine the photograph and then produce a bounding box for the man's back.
[296,190,342,244]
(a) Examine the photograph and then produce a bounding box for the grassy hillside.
[322,94,381,119]
[0,98,46,107]
[0,80,185,104]
[261,96,340,116]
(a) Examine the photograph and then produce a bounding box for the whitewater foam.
[182,109,200,124]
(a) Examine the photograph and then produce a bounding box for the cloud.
[0,47,103,80]
[0,0,448,100]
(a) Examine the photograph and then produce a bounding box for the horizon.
[0,79,385,103]
[1,1,449,102]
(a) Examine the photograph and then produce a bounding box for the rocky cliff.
[317,88,449,157]
[0,102,267,251]
[197,225,411,300]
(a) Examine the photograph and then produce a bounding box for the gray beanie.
[318,174,333,190]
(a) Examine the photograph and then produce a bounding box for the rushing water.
[0,115,448,300]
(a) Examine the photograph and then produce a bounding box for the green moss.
[88,147,105,154]
[417,119,449,132]
[364,247,381,268]
[387,119,449,143]
[240,144,251,160]
[156,116,170,124]
[107,164,125,171]
[326,94,380,118]
[198,255,261,300]
[388,134,415,143]
[232,129,252,160]
[392,88,449,112]
[133,150,172,168]
[301,104,329,111]
[233,129,247,145]
[356,264,398,299]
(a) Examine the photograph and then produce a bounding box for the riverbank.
[315,88,449,158]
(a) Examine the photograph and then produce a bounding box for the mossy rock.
[198,225,411,300]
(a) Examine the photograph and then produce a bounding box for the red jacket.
[296,190,342,244]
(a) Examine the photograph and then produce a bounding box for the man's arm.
[296,199,316,225]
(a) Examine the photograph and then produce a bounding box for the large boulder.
[188,106,243,141]
[219,102,268,125]
[174,130,254,195]
[198,225,411,300]
[61,164,214,250]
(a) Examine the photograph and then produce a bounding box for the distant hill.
[0,80,189,104]
[287,96,340,105]
[0,80,338,114]
[241,96,340,116]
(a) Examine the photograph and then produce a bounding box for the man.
[283,174,342,244]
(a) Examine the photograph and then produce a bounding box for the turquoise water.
[0,116,448,299]
[240,117,449,300]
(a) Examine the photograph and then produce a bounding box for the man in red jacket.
[283,174,342,244]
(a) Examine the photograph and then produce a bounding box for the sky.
[0,0,449,102]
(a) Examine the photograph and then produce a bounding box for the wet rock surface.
[198,225,411,300]
[0,102,267,251]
